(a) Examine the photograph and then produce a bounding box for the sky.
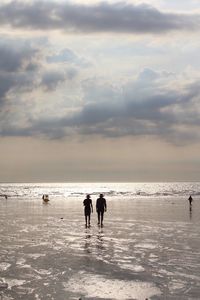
[0,0,200,182]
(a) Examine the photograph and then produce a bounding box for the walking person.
[96,194,107,227]
[83,194,93,227]
[188,195,193,207]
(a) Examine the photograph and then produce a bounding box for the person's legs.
[100,211,104,226]
[85,209,91,227]
[97,210,100,225]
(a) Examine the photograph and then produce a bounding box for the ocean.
[0,182,200,299]
[1,181,200,199]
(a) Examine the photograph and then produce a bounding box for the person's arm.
[104,199,107,211]
[96,199,98,212]
[91,200,93,212]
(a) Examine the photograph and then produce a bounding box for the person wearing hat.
[96,194,107,227]
[83,194,93,227]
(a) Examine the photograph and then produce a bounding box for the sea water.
[0,182,200,299]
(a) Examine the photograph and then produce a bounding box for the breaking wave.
[0,182,199,200]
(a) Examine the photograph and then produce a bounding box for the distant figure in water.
[83,194,93,227]
[42,194,49,203]
[96,194,107,227]
[188,195,193,206]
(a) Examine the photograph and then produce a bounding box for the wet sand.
[0,196,200,299]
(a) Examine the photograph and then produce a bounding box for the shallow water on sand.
[0,195,200,299]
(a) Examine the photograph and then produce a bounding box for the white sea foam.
[63,272,161,299]
[2,279,26,289]
[1,181,200,199]
[0,263,11,271]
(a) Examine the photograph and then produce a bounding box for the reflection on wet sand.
[84,231,92,254]
[84,228,106,254]
[189,206,192,220]
[1,196,200,299]
[96,229,105,251]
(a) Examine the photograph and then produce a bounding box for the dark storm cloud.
[0,74,14,101]
[0,42,37,72]
[40,68,78,91]
[0,38,79,105]
[41,70,67,91]
[1,60,200,145]
[0,41,39,104]
[62,90,180,129]
[0,1,199,34]
[0,40,41,106]
[3,75,200,145]
[53,80,200,145]
[58,79,200,142]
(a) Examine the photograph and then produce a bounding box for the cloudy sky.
[0,0,200,182]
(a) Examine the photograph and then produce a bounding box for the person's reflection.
[96,229,105,251]
[84,230,92,254]
[189,205,192,220]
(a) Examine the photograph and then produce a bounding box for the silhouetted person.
[42,194,49,203]
[96,194,107,227]
[83,194,93,227]
[188,195,193,206]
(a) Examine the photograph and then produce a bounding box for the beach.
[0,183,200,299]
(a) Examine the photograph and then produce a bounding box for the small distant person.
[42,194,49,203]
[188,195,193,206]
[96,194,107,227]
[83,194,93,227]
